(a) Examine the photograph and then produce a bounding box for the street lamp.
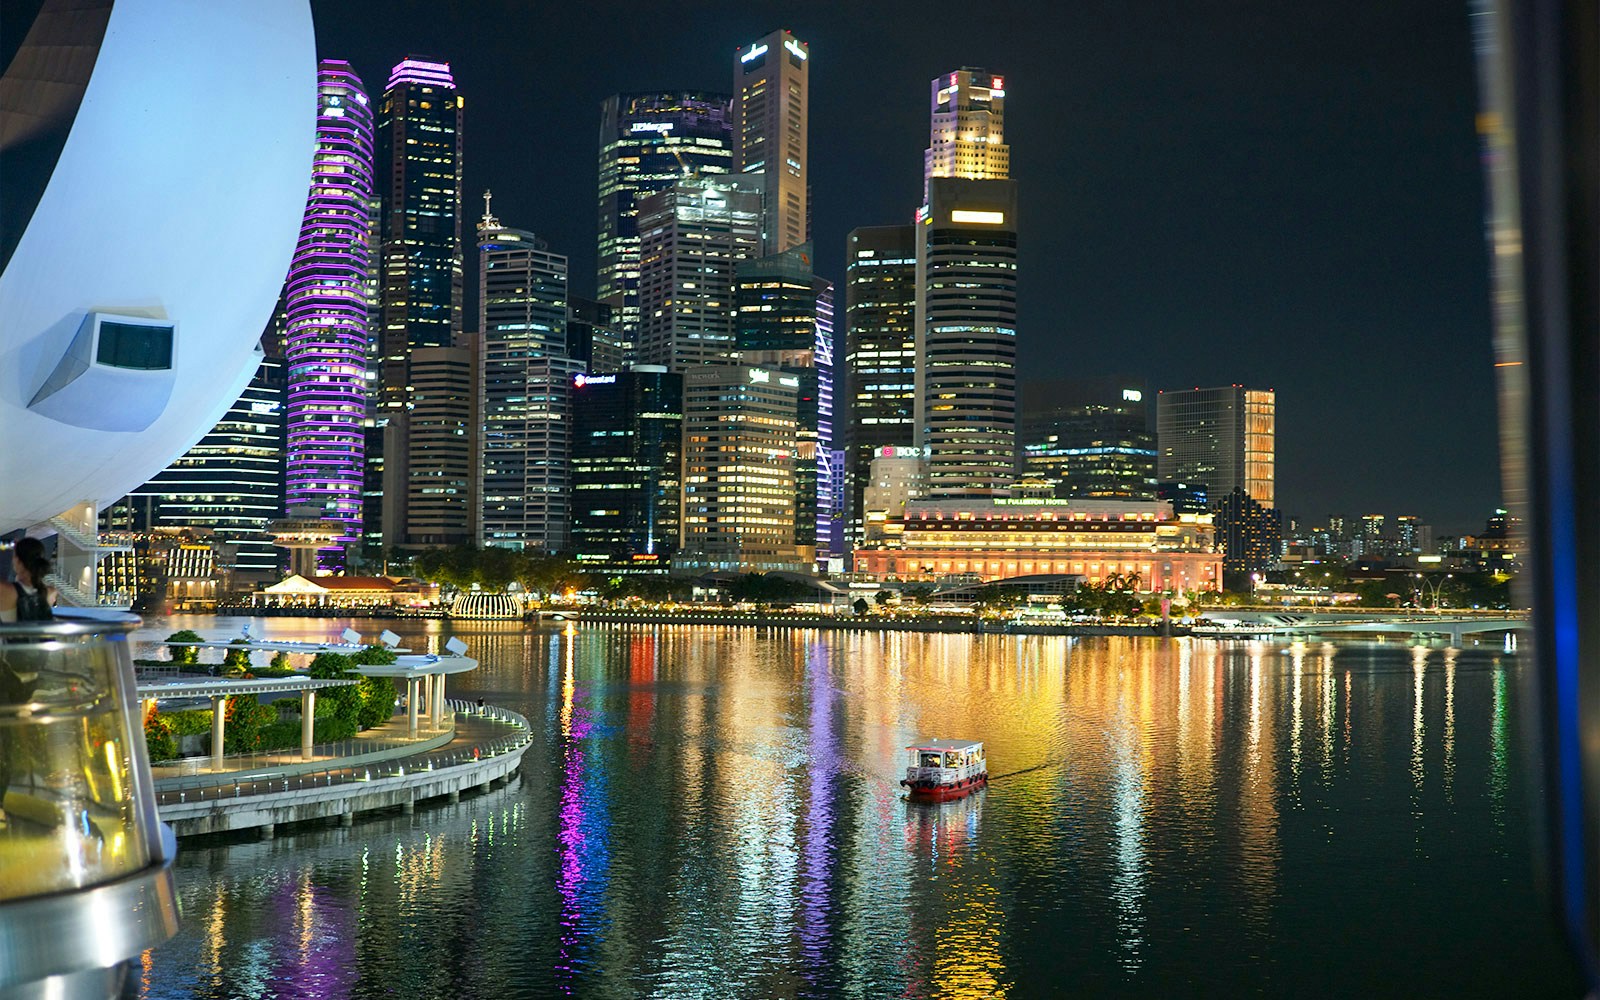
[1413,572,1452,611]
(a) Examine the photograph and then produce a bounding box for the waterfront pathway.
[154,703,533,836]
[150,709,454,786]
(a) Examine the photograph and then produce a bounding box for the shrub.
[313,716,358,743]
[164,630,202,666]
[271,698,300,714]
[259,719,302,750]
[221,640,252,677]
[269,651,291,672]
[144,715,177,763]
[221,696,277,754]
[349,646,398,728]
[166,709,213,737]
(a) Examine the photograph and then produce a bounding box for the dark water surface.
[133,617,1582,998]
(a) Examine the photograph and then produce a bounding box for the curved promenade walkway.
[156,701,532,838]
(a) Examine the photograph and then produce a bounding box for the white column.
[406,678,419,736]
[210,694,227,771]
[436,673,446,726]
[300,689,316,758]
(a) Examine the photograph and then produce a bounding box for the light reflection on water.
[134,619,1579,998]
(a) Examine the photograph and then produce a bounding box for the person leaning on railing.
[0,538,56,623]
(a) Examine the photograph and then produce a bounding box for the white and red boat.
[900,739,988,802]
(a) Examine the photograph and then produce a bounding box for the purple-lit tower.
[283,60,376,571]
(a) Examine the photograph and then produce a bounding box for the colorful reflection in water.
[133,619,1580,998]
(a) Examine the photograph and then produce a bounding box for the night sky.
[26,1,1504,532]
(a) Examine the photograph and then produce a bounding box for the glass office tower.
[597,91,733,339]
[569,367,683,572]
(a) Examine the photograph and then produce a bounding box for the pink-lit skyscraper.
[283,59,376,571]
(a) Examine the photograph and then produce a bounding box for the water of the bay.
[132,617,1582,998]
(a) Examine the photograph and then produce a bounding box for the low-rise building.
[853,497,1221,591]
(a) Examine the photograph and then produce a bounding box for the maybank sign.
[950,209,1006,226]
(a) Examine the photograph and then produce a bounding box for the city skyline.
[307,0,1497,532]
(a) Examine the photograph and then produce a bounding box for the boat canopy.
[906,739,983,754]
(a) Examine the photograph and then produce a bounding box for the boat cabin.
[906,739,984,770]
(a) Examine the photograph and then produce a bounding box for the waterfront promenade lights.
[1413,573,1453,610]
[0,613,180,997]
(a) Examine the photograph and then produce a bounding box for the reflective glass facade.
[1155,386,1276,507]
[844,225,918,547]
[597,92,733,338]
[569,368,684,568]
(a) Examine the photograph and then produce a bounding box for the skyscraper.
[733,242,834,562]
[398,345,477,548]
[108,346,286,583]
[1155,386,1276,507]
[1214,487,1283,580]
[635,175,763,370]
[477,201,576,551]
[679,364,804,572]
[1019,377,1156,498]
[923,68,1010,201]
[915,177,1019,497]
[915,67,1018,499]
[597,91,734,338]
[566,297,626,373]
[283,59,375,572]
[843,225,918,548]
[569,367,683,572]
[371,56,465,550]
[733,29,809,255]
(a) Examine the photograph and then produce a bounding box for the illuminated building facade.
[1155,385,1276,507]
[477,205,577,551]
[1214,487,1283,579]
[371,56,465,550]
[283,60,375,572]
[570,367,684,571]
[567,297,626,373]
[679,365,806,572]
[635,175,763,370]
[853,497,1221,591]
[733,242,836,560]
[1019,376,1156,498]
[397,345,477,547]
[733,29,809,255]
[915,176,1019,497]
[860,446,927,541]
[923,67,1009,201]
[843,225,918,548]
[914,66,1018,499]
[597,91,733,337]
[108,349,287,582]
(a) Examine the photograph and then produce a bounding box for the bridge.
[1195,609,1528,647]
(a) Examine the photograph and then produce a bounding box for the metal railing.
[153,725,456,784]
[154,702,532,807]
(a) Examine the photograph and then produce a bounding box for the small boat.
[900,739,988,802]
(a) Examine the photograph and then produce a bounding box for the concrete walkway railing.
[154,705,532,808]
